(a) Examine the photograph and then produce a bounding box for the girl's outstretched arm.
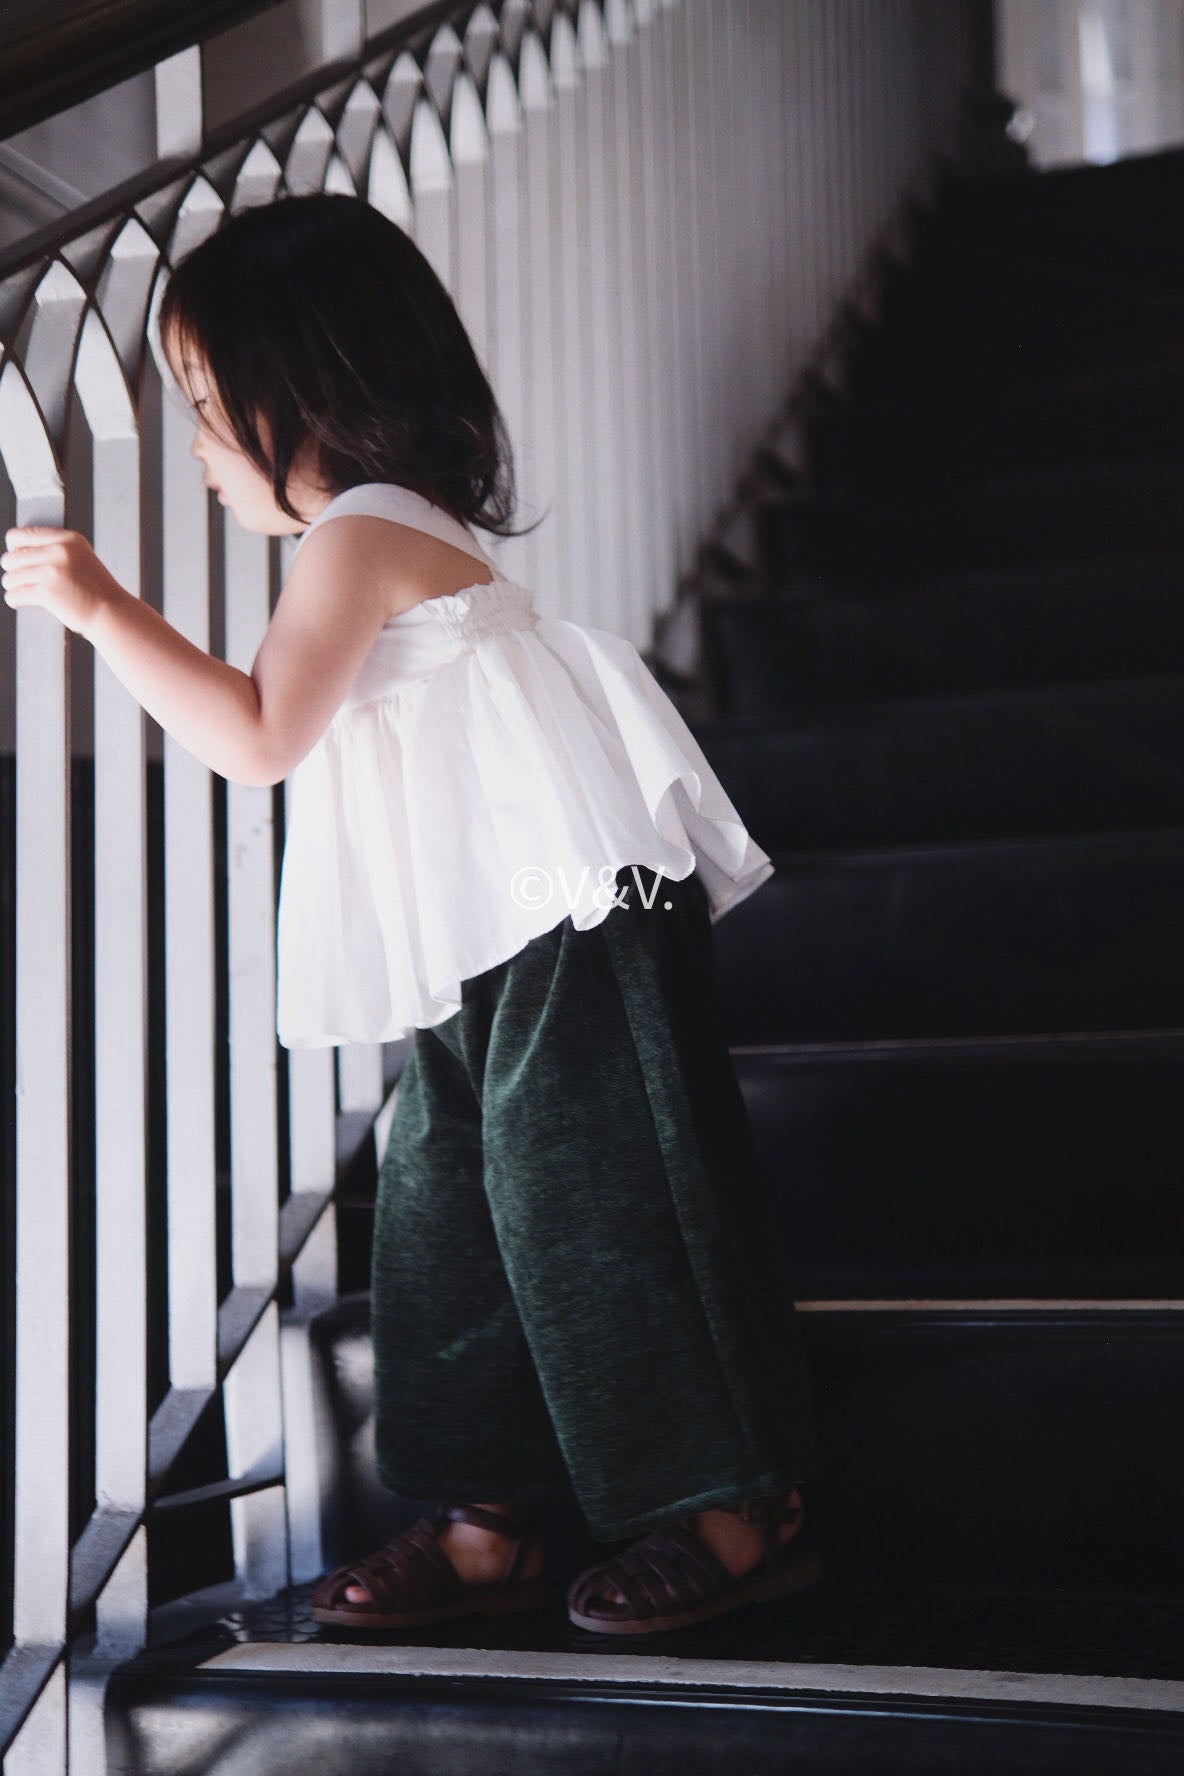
[1,519,403,785]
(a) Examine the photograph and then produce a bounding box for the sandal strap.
[720,1490,804,1567]
[439,1502,533,1538]
[438,1502,535,1584]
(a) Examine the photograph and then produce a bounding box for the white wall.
[997,0,1184,166]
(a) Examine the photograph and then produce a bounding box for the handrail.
[0,0,288,144]
[0,0,460,279]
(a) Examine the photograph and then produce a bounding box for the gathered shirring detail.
[329,580,540,728]
[425,578,539,645]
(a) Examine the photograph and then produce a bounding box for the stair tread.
[111,1577,1184,1691]
[731,1028,1184,1058]
[757,825,1184,864]
[694,669,1184,729]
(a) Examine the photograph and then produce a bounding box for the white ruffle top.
[275,482,774,1048]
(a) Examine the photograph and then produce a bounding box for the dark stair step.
[714,553,1184,707]
[335,1032,1184,1305]
[295,1296,1184,1597]
[712,831,1184,1045]
[801,1306,1184,1593]
[863,156,1184,407]
[851,281,1184,398]
[813,365,1184,499]
[692,678,1184,845]
[858,258,1184,392]
[771,460,1184,579]
[931,193,1184,307]
[945,144,1184,234]
[104,1584,1184,1774]
[735,1032,1184,1300]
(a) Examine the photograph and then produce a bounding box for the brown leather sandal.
[311,1502,546,1629]
[566,1490,823,1635]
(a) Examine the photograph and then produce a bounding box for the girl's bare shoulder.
[297,510,495,620]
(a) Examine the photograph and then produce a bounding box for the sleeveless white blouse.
[275,483,774,1048]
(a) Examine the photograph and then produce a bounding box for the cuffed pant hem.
[375,1467,560,1506]
[581,1466,807,1543]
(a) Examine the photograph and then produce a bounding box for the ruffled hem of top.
[275,613,775,1049]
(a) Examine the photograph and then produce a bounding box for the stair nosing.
[188,1640,1184,1717]
[693,669,1184,731]
[729,1028,1184,1060]
[762,826,1184,868]
[796,1298,1184,1314]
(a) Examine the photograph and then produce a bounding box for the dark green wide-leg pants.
[370,863,822,1543]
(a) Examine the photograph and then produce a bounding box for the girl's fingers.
[1,569,53,601]
[3,532,68,550]
[4,575,57,606]
[1,546,61,566]
[2,534,74,570]
[5,526,69,544]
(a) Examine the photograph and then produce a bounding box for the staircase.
[104,149,1184,1773]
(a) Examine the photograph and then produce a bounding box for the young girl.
[2,193,823,1636]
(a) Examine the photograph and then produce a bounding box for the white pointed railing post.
[74,303,150,1652]
[221,503,288,1595]
[150,184,222,1408]
[4,358,69,1673]
[518,28,563,615]
[550,9,596,625]
[485,48,532,592]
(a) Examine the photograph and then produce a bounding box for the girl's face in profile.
[168,335,330,535]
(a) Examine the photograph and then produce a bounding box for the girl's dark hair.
[158,191,537,536]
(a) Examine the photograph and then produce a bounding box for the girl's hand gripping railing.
[1,517,394,787]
